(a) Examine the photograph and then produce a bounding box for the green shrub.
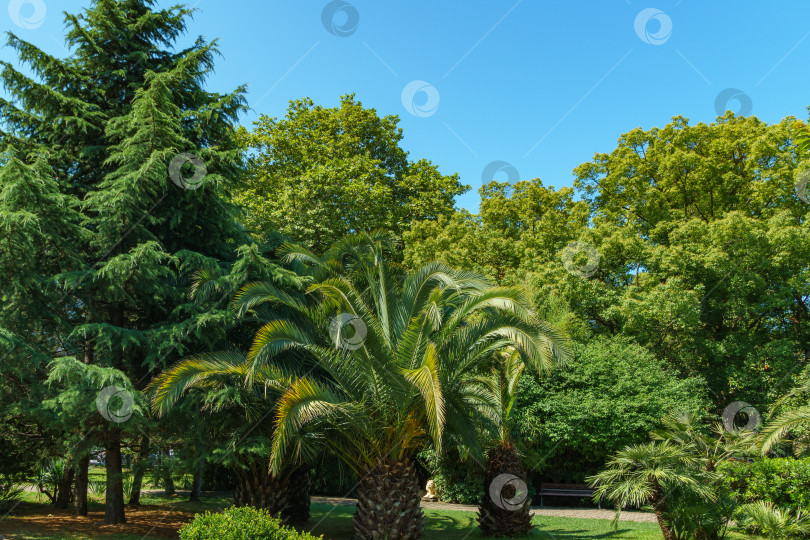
[179,506,322,540]
[417,448,482,505]
[0,474,23,512]
[719,458,810,511]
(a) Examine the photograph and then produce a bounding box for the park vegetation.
[1,1,809,539]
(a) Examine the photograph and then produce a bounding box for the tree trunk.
[651,494,676,540]
[232,459,309,524]
[74,455,89,517]
[477,440,533,537]
[128,434,150,506]
[353,458,423,540]
[55,459,75,509]
[284,465,310,524]
[104,432,126,524]
[162,449,175,496]
[189,453,204,502]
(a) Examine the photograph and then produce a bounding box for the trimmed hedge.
[718,458,810,511]
[179,506,322,540]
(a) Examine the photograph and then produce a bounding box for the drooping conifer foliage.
[1,0,249,523]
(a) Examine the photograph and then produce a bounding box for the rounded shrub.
[719,457,810,511]
[179,506,323,540]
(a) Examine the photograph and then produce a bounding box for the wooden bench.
[539,483,600,509]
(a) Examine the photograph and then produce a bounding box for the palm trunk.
[233,459,310,524]
[353,458,423,540]
[189,453,204,502]
[104,432,126,524]
[55,459,74,509]
[477,441,533,537]
[128,434,149,506]
[284,465,310,524]
[651,493,675,540]
[74,455,89,516]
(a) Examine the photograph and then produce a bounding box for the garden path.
[310,497,657,523]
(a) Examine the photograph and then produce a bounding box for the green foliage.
[245,233,570,475]
[735,501,810,540]
[179,506,323,540]
[0,474,23,512]
[34,458,65,504]
[719,458,810,511]
[405,115,810,416]
[238,95,467,250]
[514,338,708,482]
[589,412,754,539]
[417,448,482,505]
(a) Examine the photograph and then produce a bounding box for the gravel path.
[310,496,657,523]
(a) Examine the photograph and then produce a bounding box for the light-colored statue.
[422,479,438,501]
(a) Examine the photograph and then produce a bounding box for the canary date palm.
[236,233,570,540]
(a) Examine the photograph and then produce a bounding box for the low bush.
[179,506,322,540]
[719,458,810,511]
[0,474,23,512]
[417,448,482,505]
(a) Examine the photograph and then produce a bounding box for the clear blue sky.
[5,1,810,211]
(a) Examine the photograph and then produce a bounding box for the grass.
[304,503,663,539]
[1,495,764,540]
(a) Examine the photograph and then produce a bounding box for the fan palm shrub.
[736,501,810,539]
[241,233,570,540]
[589,412,754,540]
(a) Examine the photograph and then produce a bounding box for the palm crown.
[233,233,570,475]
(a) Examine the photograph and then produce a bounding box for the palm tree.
[759,382,810,456]
[589,412,753,540]
[588,441,713,540]
[150,353,312,523]
[243,233,570,540]
[475,351,539,537]
[737,501,810,540]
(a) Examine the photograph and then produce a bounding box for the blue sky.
[5,0,810,211]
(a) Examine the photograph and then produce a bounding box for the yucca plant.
[736,501,810,539]
[88,477,107,497]
[242,233,570,540]
[34,458,65,504]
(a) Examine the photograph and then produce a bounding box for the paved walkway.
[311,497,657,523]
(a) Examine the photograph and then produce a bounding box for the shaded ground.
[1,501,192,539]
[1,495,758,540]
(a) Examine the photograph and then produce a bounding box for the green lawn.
[3,495,761,540]
[303,503,664,539]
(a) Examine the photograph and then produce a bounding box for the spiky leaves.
[231,233,571,539]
